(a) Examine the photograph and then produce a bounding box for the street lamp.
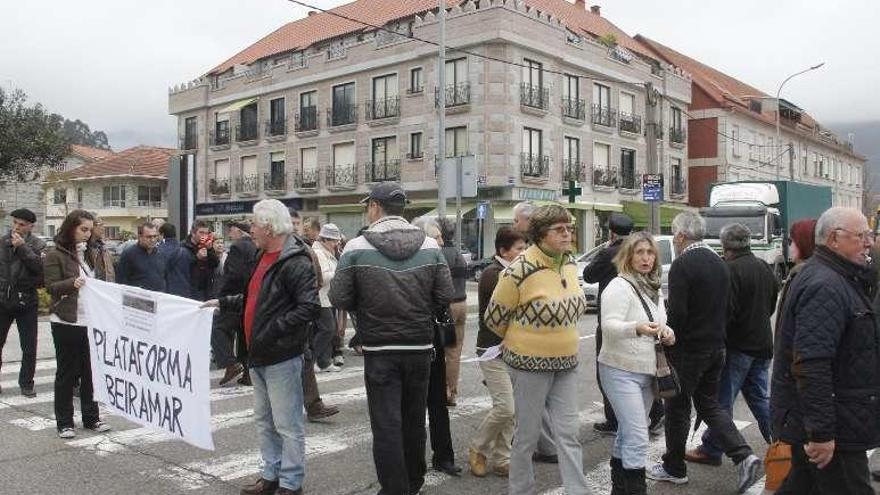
[776,62,825,180]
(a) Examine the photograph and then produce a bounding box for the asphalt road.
[1,301,879,494]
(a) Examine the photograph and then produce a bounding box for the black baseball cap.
[10,209,36,224]
[228,220,251,234]
[609,213,634,236]
[360,181,409,205]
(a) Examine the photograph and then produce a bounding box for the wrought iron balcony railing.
[327,104,358,127]
[210,128,230,146]
[592,166,619,188]
[520,153,550,179]
[295,107,318,132]
[561,98,586,120]
[293,169,319,190]
[435,83,471,107]
[209,178,231,196]
[265,119,287,137]
[591,104,617,127]
[263,172,287,192]
[235,123,258,142]
[365,160,401,183]
[325,164,358,188]
[520,83,549,110]
[619,113,642,134]
[620,168,638,190]
[235,174,259,194]
[365,97,400,120]
[562,160,585,182]
[669,126,687,144]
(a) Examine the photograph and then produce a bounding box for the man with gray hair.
[648,212,762,493]
[772,207,878,494]
[206,199,320,495]
[512,201,537,237]
[687,223,778,466]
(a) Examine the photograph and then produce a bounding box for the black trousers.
[51,323,99,430]
[777,445,873,495]
[662,348,752,477]
[0,300,39,389]
[427,346,454,466]
[596,323,664,427]
[364,352,432,495]
[210,313,237,368]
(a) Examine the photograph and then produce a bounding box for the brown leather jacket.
[43,245,101,323]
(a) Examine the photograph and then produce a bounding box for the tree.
[60,118,110,149]
[0,87,69,179]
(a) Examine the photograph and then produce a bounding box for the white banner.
[81,279,215,450]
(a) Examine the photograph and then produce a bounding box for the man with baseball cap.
[331,182,453,495]
[0,209,46,397]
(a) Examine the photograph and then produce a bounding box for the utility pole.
[788,143,795,180]
[645,82,660,235]
[436,0,447,218]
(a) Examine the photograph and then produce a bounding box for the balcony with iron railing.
[435,83,471,107]
[210,128,230,146]
[592,166,619,189]
[265,119,287,138]
[591,105,617,127]
[209,178,231,197]
[235,123,258,142]
[520,83,549,111]
[669,126,687,145]
[295,107,319,133]
[136,200,165,208]
[619,113,642,135]
[327,104,358,128]
[561,98,586,121]
[365,160,401,183]
[180,134,198,151]
[263,171,287,193]
[325,164,358,190]
[520,153,550,182]
[235,174,260,196]
[619,168,639,190]
[293,169,319,191]
[562,159,585,182]
[670,175,687,198]
[365,97,400,121]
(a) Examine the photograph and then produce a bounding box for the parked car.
[469,257,494,282]
[35,235,55,249]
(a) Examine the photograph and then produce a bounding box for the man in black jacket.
[330,182,454,495]
[214,221,256,386]
[176,221,219,301]
[772,207,879,494]
[0,209,45,397]
[208,199,320,495]
[688,223,778,465]
[647,212,761,493]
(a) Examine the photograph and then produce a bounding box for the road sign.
[642,173,664,202]
[476,202,489,220]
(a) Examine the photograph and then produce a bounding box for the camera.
[198,233,215,250]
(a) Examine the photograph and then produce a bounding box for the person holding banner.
[43,209,112,439]
[206,199,320,495]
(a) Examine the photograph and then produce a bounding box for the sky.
[2,0,878,151]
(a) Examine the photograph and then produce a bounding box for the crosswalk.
[0,348,775,495]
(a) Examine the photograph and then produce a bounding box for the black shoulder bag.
[622,278,681,399]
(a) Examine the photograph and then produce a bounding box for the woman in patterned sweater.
[485,205,589,495]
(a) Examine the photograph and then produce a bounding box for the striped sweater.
[484,245,587,371]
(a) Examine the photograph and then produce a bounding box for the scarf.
[621,271,661,305]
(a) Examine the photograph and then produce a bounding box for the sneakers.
[58,428,76,439]
[735,454,762,494]
[86,421,112,433]
[646,463,688,485]
[333,355,345,367]
[20,386,36,398]
[468,448,487,477]
[593,421,617,436]
[315,364,342,373]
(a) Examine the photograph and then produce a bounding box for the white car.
[576,235,677,311]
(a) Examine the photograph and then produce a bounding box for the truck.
[700,181,832,279]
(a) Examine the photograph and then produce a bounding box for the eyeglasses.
[834,228,876,243]
[548,225,575,235]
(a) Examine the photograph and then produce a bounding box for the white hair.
[252,199,293,236]
[513,201,537,219]
[671,211,705,241]
[815,207,864,246]
[412,216,441,239]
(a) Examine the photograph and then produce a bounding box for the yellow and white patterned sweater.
[484,245,587,371]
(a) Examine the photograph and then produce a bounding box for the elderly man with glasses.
[116,222,167,292]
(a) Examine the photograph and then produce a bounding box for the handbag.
[434,306,457,348]
[764,440,792,491]
[622,278,681,399]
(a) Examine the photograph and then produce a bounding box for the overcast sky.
[2,0,877,150]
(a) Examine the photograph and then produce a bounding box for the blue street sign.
[476,202,489,220]
[642,174,664,202]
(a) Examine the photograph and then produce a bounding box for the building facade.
[43,146,173,239]
[169,0,692,254]
[638,36,866,209]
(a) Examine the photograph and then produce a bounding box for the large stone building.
[638,36,866,209]
[43,146,174,239]
[168,0,693,253]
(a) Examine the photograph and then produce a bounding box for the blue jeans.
[251,356,306,491]
[598,363,655,469]
[700,349,771,459]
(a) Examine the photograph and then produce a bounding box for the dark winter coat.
[0,232,46,297]
[771,246,880,451]
[441,245,468,302]
[43,244,104,323]
[476,258,504,353]
[219,235,320,368]
[725,251,779,359]
[329,216,453,352]
[666,244,730,352]
[116,243,167,292]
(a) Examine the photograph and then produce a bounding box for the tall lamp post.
[775,62,825,180]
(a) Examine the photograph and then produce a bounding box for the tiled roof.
[68,144,115,161]
[61,146,175,181]
[210,0,655,75]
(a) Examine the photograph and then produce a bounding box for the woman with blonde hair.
[600,231,675,494]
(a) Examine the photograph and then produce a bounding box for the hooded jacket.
[0,232,46,296]
[329,216,453,352]
[219,235,320,367]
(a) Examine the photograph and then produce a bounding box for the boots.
[622,466,647,495]
[610,457,624,495]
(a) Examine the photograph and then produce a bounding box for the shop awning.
[622,201,691,227]
[218,97,258,114]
